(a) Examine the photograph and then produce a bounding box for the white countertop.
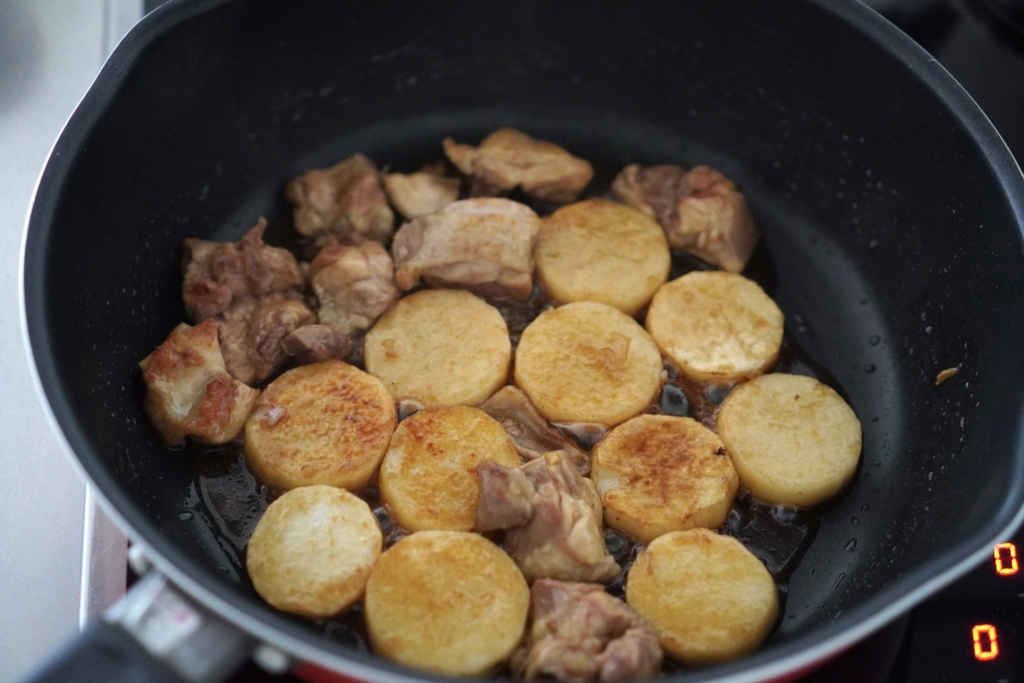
[0,2,139,681]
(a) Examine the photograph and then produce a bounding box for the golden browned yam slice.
[646,271,784,382]
[391,198,541,302]
[285,153,395,243]
[626,529,778,665]
[717,373,862,507]
[246,485,382,619]
[443,128,594,203]
[366,530,530,676]
[217,294,316,385]
[535,199,670,316]
[364,289,512,407]
[612,164,761,273]
[243,360,396,491]
[139,319,260,446]
[514,301,663,426]
[182,217,304,322]
[383,171,460,220]
[477,385,591,474]
[310,240,398,336]
[591,415,739,543]
[379,406,521,532]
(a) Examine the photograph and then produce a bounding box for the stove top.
[4,1,1023,682]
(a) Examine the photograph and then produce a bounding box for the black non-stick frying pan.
[20,0,1024,681]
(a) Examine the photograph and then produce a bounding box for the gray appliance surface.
[0,2,139,681]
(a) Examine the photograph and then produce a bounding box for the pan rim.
[20,0,1024,681]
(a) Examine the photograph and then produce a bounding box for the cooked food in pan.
[138,127,863,680]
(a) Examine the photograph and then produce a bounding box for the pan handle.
[22,571,253,683]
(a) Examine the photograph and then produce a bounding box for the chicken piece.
[476,451,619,583]
[512,579,663,683]
[310,241,399,336]
[612,164,760,273]
[391,198,541,301]
[383,171,460,220]
[444,128,593,203]
[478,386,591,475]
[217,294,316,384]
[285,153,395,243]
[139,319,260,446]
[281,324,353,365]
[182,218,305,322]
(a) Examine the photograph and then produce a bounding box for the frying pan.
[19,0,1024,681]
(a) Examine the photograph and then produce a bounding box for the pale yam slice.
[535,199,671,316]
[364,289,511,407]
[626,529,778,665]
[365,530,530,676]
[717,373,862,507]
[514,301,663,427]
[646,271,783,382]
[243,360,396,491]
[591,415,739,543]
[379,406,522,532]
[246,485,382,619]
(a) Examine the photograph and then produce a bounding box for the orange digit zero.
[994,542,1019,576]
[972,624,999,661]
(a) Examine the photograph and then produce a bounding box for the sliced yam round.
[591,415,739,543]
[243,360,396,491]
[514,301,663,427]
[365,530,530,676]
[716,373,862,507]
[535,199,671,316]
[645,271,784,382]
[626,529,778,665]
[364,289,511,407]
[379,406,522,532]
[246,485,383,619]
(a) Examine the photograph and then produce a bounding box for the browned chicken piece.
[478,386,591,475]
[281,324,353,365]
[138,319,260,446]
[476,451,619,583]
[391,198,541,301]
[217,294,316,384]
[383,171,460,220]
[285,153,395,243]
[511,579,663,683]
[182,218,305,322]
[309,240,399,336]
[443,128,594,203]
[612,163,761,273]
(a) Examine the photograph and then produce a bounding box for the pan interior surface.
[23,0,1024,679]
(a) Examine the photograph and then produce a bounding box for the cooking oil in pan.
[179,162,849,667]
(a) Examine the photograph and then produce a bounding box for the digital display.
[971,623,999,661]
[903,528,1024,682]
[994,542,1019,576]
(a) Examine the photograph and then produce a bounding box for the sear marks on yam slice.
[310,240,399,337]
[138,319,260,446]
[286,153,395,243]
[217,294,316,385]
[476,451,619,584]
[391,197,541,301]
[478,385,590,475]
[612,164,760,273]
[511,579,662,683]
[281,324,353,365]
[182,218,304,322]
[444,128,594,203]
[383,171,460,220]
